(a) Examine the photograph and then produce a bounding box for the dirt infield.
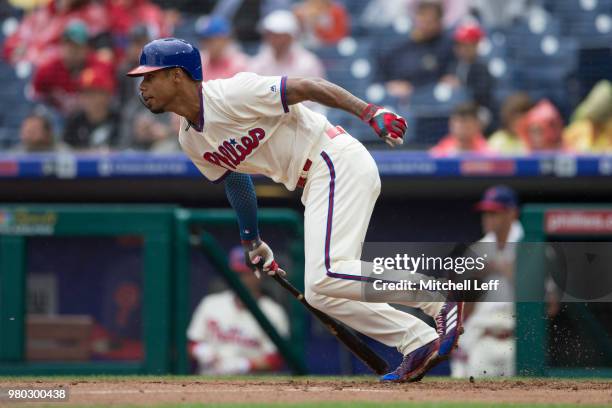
[1,377,611,406]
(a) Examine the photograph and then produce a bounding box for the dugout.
[1,201,611,377]
[0,205,309,376]
[517,205,612,377]
[0,205,175,375]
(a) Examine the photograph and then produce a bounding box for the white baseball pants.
[300,131,440,355]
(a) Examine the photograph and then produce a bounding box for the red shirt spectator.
[517,99,563,152]
[62,65,120,150]
[294,0,349,46]
[105,0,172,38]
[430,102,490,156]
[3,0,109,67]
[430,133,489,156]
[32,21,114,114]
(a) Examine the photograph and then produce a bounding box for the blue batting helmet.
[127,38,203,81]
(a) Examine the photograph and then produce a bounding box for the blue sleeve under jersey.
[224,172,259,241]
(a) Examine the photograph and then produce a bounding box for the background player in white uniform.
[188,246,288,375]
[452,186,523,378]
[128,38,463,382]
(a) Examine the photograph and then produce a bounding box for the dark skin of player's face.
[139,69,176,114]
[139,68,202,125]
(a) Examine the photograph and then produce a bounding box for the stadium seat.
[319,37,375,100]
[409,83,470,116]
[394,84,471,147]
[511,36,579,70]
[0,62,30,148]
[574,47,612,100]
[546,0,612,47]
[173,15,199,47]
[506,9,562,37]
[335,0,370,35]
[365,23,410,51]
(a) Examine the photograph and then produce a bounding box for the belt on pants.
[296,125,346,189]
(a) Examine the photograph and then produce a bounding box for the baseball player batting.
[127,38,463,382]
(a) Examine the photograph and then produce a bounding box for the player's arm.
[224,172,285,277]
[284,77,407,146]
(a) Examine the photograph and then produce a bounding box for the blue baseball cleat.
[380,338,441,383]
[435,301,464,357]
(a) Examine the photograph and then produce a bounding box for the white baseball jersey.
[187,291,289,366]
[179,72,331,190]
[180,71,443,360]
[451,221,524,378]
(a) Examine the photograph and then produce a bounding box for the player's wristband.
[241,237,262,251]
[360,103,380,123]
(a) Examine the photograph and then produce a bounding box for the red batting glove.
[360,103,407,147]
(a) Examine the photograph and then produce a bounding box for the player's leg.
[302,135,443,315]
[301,135,438,356]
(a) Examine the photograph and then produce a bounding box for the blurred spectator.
[469,0,527,29]
[32,20,114,115]
[115,25,175,149]
[360,0,412,31]
[187,246,288,375]
[195,15,248,81]
[293,0,349,46]
[7,0,47,12]
[2,0,24,17]
[488,93,533,155]
[430,102,489,156]
[63,66,119,150]
[212,0,291,42]
[3,0,111,67]
[377,0,454,99]
[117,25,150,108]
[128,110,179,153]
[153,0,215,15]
[441,23,493,112]
[260,0,292,17]
[563,80,612,153]
[414,0,469,29]
[11,111,70,153]
[360,0,468,32]
[517,99,563,152]
[105,0,173,43]
[452,185,523,378]
[250,10,325,78]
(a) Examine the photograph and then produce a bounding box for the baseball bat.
[270,273,390,375]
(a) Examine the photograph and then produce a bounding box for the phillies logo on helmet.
[203,128,266,170]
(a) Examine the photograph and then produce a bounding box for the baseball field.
[1,376,611,407]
